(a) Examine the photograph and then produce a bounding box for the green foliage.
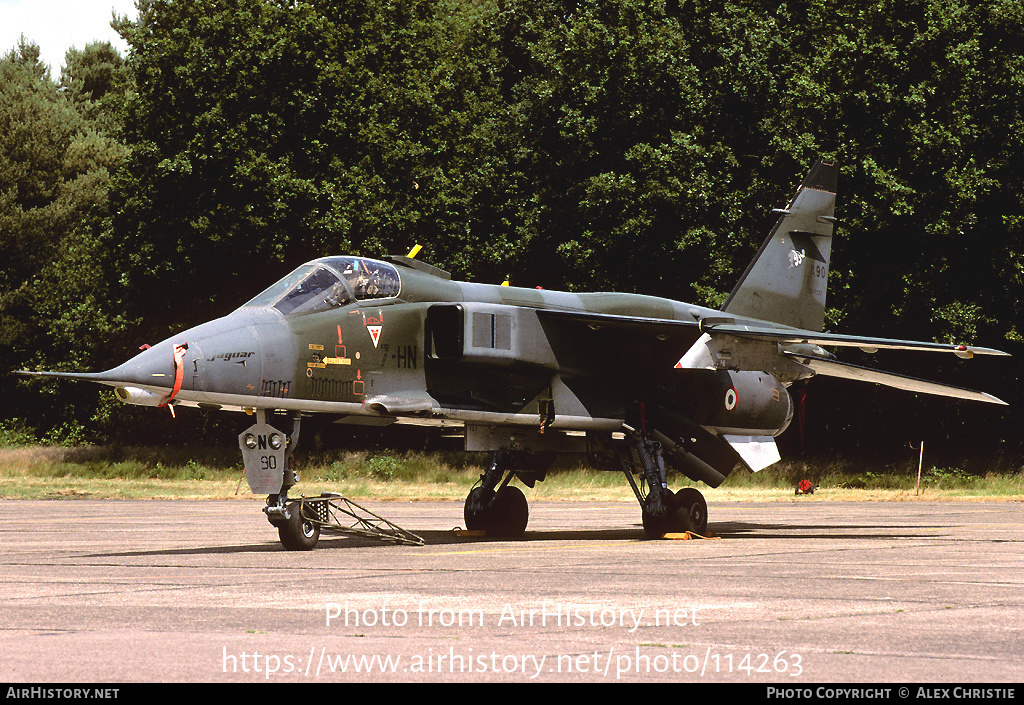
[59,41,132,131]
[2,444,242,481]
[0,419,37,447]
[1,36,131,441]
[4,445,1022,498]
[922,465,975,489]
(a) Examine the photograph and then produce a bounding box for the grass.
[1,444,1023,501]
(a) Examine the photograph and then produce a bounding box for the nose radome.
[105,339,183,390]
[18,310,277,409]
[109,312,260,396]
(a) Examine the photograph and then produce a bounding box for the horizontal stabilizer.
[787,354,1008,405]
[722,435,781,472]
[706,323,1010,358]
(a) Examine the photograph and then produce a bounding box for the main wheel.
[672,487,708,536]
[463,486,528,537]
[490,486,529,537]
[641,508,669,539]
[278,502,320,550]
[641,489,673,539]
[464,486,495,531]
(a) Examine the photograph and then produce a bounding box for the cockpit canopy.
[241,257,401,315]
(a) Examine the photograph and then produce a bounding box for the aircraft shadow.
[78,521,962,559]
[80,527,646,558]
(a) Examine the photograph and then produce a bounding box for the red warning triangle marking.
[367,325,382,347]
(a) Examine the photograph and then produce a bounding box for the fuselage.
[102,255,793,438]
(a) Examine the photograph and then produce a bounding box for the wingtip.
[955,345,1012,359]
[983,393,1010,406]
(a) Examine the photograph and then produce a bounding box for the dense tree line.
[2,0,1022,462]
[1,37,131,442]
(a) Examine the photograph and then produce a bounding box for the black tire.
[278,502,320,550]
[641,508,669,539]
[463,486,529,537]
[464,486,494,531]
[490,486,529,537]
[672,487,708,536]
[641,489,673,539]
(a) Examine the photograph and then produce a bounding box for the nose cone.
[20,338,193,391]
[24,311,258,388]
[19,309,279,407]
[104,339,193,391]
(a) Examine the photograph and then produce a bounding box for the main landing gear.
[462,436,709,541]
[463,449,535,537]
[622,430,709,539]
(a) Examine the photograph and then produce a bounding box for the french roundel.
[724,387,738,412]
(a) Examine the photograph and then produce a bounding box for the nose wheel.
[278,500,320,550]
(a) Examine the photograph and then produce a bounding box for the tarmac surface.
[1,498,1022,683]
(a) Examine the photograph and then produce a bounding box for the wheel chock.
[662,531,719,540]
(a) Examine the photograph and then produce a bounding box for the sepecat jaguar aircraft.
[19,161,1009,549]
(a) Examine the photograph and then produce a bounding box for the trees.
[60,41,132,131]
[107,0,511,329]
[0,38,129,440]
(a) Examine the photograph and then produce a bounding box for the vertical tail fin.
[721,161,838,331]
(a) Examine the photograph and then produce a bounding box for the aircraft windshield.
[240,257,401,315]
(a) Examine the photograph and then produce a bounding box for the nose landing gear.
[240,410,424,550]
[623,430,709,539]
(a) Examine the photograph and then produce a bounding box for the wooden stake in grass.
[910,441,924,496]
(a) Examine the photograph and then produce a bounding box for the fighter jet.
[19,161,1008,549]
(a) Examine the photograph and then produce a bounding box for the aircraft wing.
[534,310,1007,406]
[533,309,702,373]
[784,352,1008,405]
[535,312,1008,361]
[703,322,1009,359]
[699,321,1008,405]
